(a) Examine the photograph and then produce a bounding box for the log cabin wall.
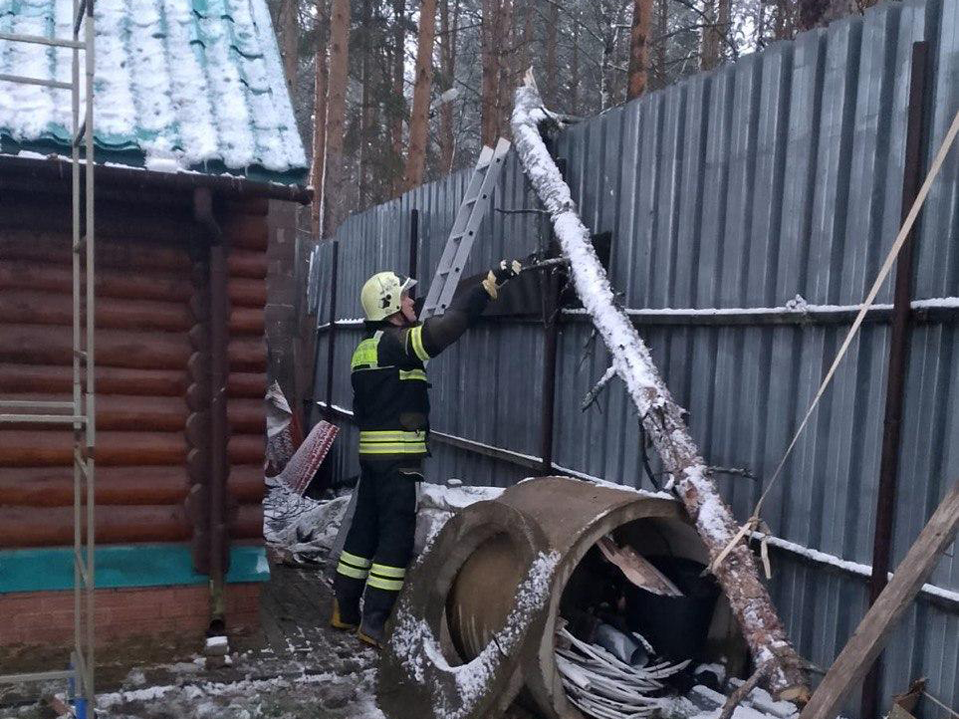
[0,182,266,574]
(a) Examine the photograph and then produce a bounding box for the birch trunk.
[403,0,438,191]
[511,77,809,701]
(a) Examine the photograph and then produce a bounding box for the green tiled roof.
[0,0,307,184]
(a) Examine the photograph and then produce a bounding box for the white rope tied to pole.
[708,108,959,576]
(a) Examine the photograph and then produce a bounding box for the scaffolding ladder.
[0,0,96,713]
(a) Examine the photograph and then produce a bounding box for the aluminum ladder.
[419,137,511,320]
[0,0,97,713]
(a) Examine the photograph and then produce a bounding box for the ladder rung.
[0,72,72,90]
[0,669,76,685]
[0,414,85,424]
[0,32,84,49]
[73,235,86,253]
[74,349,88,361]
[0,400,74,410]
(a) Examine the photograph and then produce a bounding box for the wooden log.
[799,481,959,719]
[228,277,267,307]
[223,215,268,251]
[0,364,189,397]
[228,398,267,434]
[232,503,264,540]
[0,289,192,332]
[0,393,188,432]
[0,325,191,370]
[0,504,261,546]
[0,464,264,506]
[228,372,268,399]
[228,338,267,373]
[229,307,265,335]
[511,78,808,698]
[228,434,264,465]
[0,260,192,302]
[0,231,191,273]
[227,250,268,280]
[0,430,186,467]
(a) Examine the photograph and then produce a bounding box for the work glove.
[482,259,522,299]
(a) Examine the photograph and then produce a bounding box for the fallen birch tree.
[511,72,809,700]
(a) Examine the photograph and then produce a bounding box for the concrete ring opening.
[447,477,747,719]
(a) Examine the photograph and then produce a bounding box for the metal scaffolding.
[0,0,96,711]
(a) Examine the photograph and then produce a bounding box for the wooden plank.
[799,481,959,719]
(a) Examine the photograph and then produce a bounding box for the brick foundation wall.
[0,582,261,648]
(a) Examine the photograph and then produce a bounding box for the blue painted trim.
[0,544,269,594]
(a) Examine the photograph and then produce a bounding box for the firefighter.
[331,260,522,647]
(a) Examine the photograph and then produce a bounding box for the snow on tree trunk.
[511,77,809,700]
[404,0,438,191]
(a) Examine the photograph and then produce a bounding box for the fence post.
[860,40,928,719]
[409,209,420,290]
[324,238,340,416]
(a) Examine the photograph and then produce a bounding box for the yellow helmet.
[360,271,417,321]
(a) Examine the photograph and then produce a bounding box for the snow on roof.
[0,0,308,184]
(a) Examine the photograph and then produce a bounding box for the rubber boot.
[331,574,363,631]
[358,586,398,649]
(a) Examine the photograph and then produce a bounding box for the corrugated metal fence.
[309,0,959,714]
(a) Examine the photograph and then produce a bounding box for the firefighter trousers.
[334,458,421,623]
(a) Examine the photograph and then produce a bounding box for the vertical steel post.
[408,209,420,292]
[539,267,560,473]
[860,40,928,719]
[325,239,340,414]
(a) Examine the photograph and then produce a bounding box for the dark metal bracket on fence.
[861,40,929,719]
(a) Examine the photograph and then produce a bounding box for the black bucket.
[624,556,719,661]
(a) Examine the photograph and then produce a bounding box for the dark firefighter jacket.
[351,283,491,459]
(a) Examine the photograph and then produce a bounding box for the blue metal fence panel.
[308,0,959,713]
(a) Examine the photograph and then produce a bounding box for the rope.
[708,109,959,575]
[923,690,959,719]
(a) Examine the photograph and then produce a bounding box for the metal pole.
[408,209,420,292]
[539,267,560,473]
[860,40,928,719]
[325,239,340,415]
[82,0,96,705]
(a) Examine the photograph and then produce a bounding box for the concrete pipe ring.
[378,499,551,719]
[449,477,710,719]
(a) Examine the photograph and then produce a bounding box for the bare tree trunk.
[775,0,792,38]
[358,0,372,207]
[756,0,767,49]
[391,0,406,194]
[438,0,458,174]
[322,0,350,239]
[480,0,502,146]
[403,0,438,191]
[310,1,329,239]
[799,0,853,29]
[627,0,653,100]
[279,0,299,93]
[701,0,719,70]
[654,0,667,89]
[511,78,810,702]
[495,0,516,139]
[571,10,579,115]
[544,1,558,106]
